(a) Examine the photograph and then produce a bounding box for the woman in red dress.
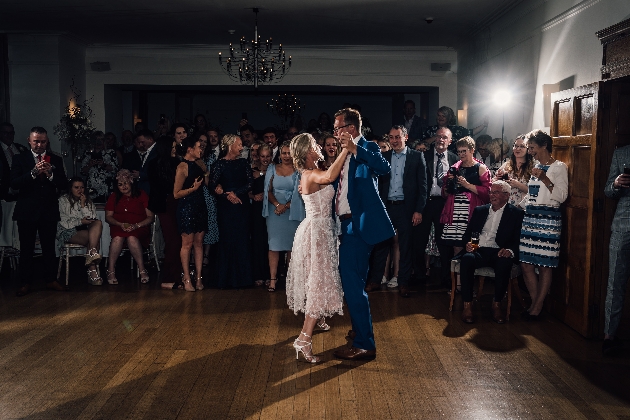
[105,169,154,285]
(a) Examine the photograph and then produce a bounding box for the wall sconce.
[457,109,468,128]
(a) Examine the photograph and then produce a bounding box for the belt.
[386,200,405,205]
[429,195,443,200]
[339,213,352,221]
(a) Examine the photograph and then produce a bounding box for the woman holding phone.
[57,177,103,285]
[174,134,208,292]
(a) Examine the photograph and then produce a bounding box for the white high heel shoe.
[316,318,331,331]
[293,332,320,363]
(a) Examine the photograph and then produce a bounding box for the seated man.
[458,180,524,324]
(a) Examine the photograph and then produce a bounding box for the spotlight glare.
[494,90,512,107]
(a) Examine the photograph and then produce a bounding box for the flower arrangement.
[53,80,96,168]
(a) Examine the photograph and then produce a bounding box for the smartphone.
[242,112,247,120]
[502,173,510,180]
[624,166,630,175]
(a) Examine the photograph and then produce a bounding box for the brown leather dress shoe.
[461,301,474,324]
[399,286,411,298]
[364,282,381,292]
[46,281,66,291]
[345,330,356,341]
[492,301,505,324]
[334,346,376,360]
[15,286,30,297]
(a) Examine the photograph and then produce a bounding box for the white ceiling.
[2,0,522,47]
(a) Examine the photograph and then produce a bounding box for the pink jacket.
[440,160,491,224]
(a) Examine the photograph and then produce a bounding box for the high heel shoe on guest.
[106,269,118,285]
[268,278,277,292]
[85,248,102,266]
[293,332,320,363]
[316,318,331,331]
[196,275,204,291]
[87,268,103,286]
[139,269,150,284]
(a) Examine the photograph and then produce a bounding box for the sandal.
[183,277,195,292]
[139,269,150,284]
[106,269,118,285]
[316,318,330,331]
[87,268,103,286]
[85,248,102,266]
[268,278,277,292]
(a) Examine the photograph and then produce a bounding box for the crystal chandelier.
[219,8,291,89]
[267,94,305,123]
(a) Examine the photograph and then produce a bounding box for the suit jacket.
[377,147,428,216]
[423,145,458,198]
[122,146,157,195]
[10,151,67,221]
[0,142,29,201]
[461,203,524,260]
[401,115,425,142]
[335,136,395,245]
[605,145,630,233]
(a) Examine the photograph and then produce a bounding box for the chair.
[129,222,161,276]
[57,244,100,287]
[449,259,525,321]
[0,246,20,273]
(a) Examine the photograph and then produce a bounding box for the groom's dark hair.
[335,108,362,132]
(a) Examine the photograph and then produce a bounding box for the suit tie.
[139,152,147,166]
[436,153,444,187]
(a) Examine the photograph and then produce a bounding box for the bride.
[287,133,348,363]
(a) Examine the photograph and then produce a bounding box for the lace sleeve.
[208,159,224,194]
[232,160,253,196]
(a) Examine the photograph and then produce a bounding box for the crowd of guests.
[0,103,585,332]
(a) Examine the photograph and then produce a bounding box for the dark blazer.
[122,146,157,195]
[400,115,425,142]
[423,145,458,198]
[461,203,524,260]
[378,147,428,216]
[10,151,67,221]
[146,157,177,214]
[334,136,395,245]
[0,142,29,201]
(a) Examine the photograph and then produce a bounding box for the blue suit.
[336,137,395,351]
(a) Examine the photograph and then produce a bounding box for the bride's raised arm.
[309,148,348,186]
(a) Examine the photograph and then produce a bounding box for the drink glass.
[470,232,480,251]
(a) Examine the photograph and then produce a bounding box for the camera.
[502,173,510,180]
[447,167,460,194]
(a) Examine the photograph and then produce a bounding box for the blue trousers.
[604,230,630,336]
[339,219,376,350]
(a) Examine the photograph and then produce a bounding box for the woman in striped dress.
[440,137,491,258]
[519,130,568,321]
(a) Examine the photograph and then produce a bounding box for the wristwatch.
[547,181,554,188]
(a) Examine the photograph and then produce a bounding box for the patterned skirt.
[519,205,562,268]
[440,194,469,247]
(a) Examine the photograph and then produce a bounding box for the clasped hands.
[465,242,512,258]
[33,161,53,177]
[338,132,357,154]
[215,184,242,204]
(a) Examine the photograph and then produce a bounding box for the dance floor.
[0,261,629,419]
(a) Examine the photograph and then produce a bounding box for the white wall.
[85,44,458,135]
[458,0,630,143]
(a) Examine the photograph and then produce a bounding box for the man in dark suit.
[332,108,395,361]
[262,127,282,164]
[0,122,29,201]
[366,125,427,297]
[414,127,458,287]
[11,126,68,296]
[122,129,156,195]
[401,100,425,142]
[458,180,524,324]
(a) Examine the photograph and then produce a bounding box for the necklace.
[544,155,554,165]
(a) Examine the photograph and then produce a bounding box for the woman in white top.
[494,134,535,207]
[518,130,569,320]
[57,177,104,285]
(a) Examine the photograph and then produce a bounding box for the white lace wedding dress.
[286,185,344,318]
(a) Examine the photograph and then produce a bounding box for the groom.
[333,108,395,360]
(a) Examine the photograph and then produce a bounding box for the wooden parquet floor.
[1,261,630,419]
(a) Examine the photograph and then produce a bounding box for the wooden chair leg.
[153,245,160,272]
[478,276,485,301]
[0,247,5,274]
[65,251,70,287]
[57,249,64,280]
[449,270,457,311]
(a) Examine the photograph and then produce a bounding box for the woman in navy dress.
[262,141,305,292]
[209,134,254,289]
[174,135,208,292]
[202,128,220,268]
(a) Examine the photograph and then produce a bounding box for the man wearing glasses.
[456,181,524,324]
[11,127,67,296]
[0,122,28,201]
[332,108,394,361]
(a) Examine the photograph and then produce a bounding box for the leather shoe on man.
[399,286,411,298]
[15,286,30,297]
[364,282,381,293]
[461,301,474,324]
[46,281,65,291]
[491,301,505,324]
[334,346,376,360]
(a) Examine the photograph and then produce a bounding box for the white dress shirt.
[31,149,53,180]
[336,134,360,217]
[430,149,448,196]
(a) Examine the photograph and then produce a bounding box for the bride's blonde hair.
[290,133,322,171]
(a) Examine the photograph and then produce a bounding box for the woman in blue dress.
[263,141,305,292]
[174,135,208,292]
[201,128,219,268]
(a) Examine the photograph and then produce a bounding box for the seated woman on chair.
[105,169,154,285]
[57,176,103,285]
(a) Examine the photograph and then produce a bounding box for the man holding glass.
[457,180,524,323]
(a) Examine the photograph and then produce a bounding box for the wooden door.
[549,83,601,337]
[597,77,630,338]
